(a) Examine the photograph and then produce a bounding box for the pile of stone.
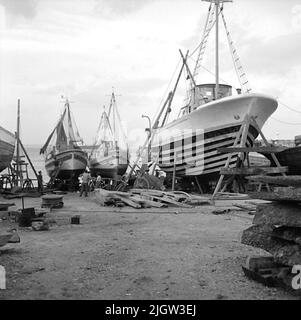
[241,175,301,295]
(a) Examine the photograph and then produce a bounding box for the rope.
[151,58,182,124]
[270,117,301,126]
[278,100,301,114]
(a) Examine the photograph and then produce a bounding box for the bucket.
[71,215,80,225]
[18,208,36,227]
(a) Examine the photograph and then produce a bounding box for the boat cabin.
[179,83,232,117]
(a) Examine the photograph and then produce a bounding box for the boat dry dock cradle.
[40,99,88,182]
[148,0,277,187]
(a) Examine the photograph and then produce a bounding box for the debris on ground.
[31,220,50,231]
[41,194,64,209]
[0,202,15,211]
[231,203,257,213]
[17,207,53,231]
[215,192,250,200]
[0,229,20,247]
[94,188,210,209]
[212,208,231,215]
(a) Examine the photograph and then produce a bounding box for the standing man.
[37,171,43,193]
[95,174,102,188]
[80,170,91,197]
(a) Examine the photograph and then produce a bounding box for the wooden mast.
[16,99,22,187]
[202,0,233,99]
[215,0,219,100]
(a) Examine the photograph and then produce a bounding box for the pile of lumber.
[94,189,210,209]
[0,229,20,248]
[241,176,301,295]
[41,194,64,209]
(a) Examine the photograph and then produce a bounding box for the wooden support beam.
[212,115,287,201]
[220,166,288,175]
[17,137,39,182]
[246,175,301,187]
[249,117,286,177]
[217,146,288,154]
[211,116,248,200]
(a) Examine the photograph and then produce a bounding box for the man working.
[95,174,102,188]
[80,170,91,197]
[37,171,43,193]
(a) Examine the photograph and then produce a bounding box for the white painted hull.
[0,126,15,172]
[151,93,277,178]
[45,149,88,179]
[89,148,129,178]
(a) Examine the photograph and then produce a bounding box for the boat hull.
[151,93,277,180]
[45,149,88,180]
[262,146,301,175]
[0,126,15,173]
[89,154,128,179]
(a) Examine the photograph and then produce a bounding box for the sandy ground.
[0,192,298,300]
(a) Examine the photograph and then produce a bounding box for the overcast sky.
[1,0,301,147]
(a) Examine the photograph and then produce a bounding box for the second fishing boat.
[40,99,88,181]
[89,91,129,179]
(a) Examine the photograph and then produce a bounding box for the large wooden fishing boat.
[150,0,277,183]
[40,99,88,180]
[0,126,15,173]
[89,91,129,179]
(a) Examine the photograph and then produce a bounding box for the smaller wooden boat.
[40,99,88,180]
[0,126,15,173]
[262,145,301,175]
[89,91,129,179]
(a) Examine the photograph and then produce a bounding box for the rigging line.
[189,57,240,91]
[151,57,182,124]
[188,7,222,59]
[278,100,301,114]
[270,117,301,125]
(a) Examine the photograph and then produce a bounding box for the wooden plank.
[249,188,301,203]
[189,195,211,201]
[216,192,249,200]
[163,191,189,202]
[245,256,277,270]
[220,166,288,175]
[0,233,14,247]
[253,203,301,227]
[241,225,301,266]
[247,175,301,187]
[129,195,167,208]
[0,202,15,211]
[218,146,287,154]
[117,195,141,209]
[232,203,256,211]
[242,256,300,296]
[149,195,192,208]
[130,189,165,197]
[187,199,210,205]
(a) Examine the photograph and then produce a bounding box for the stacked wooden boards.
[241,175,301,296]
[94,189,210,209]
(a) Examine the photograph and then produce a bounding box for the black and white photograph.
[0,0,301,304]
